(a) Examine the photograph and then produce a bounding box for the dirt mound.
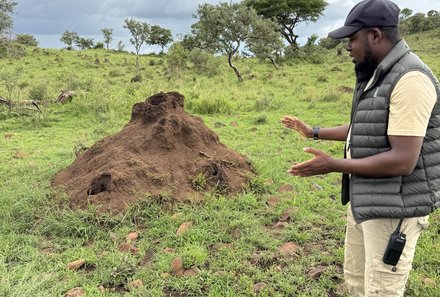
[53,92,253,214]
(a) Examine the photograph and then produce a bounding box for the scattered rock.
[64,287,85,297]
[266,196,281,207]
[126,232,138,243]
[164,247,174,253]
[307,265,327,279]
[422,277,437,287]
[118,243,139,254]
[253,282,267,293]
[176,221,193,236]
[171,213,182,220]
[278,242,299,256]
[127,279,144,290]
[278,184,295,193]
[184,266,200,277]
[171,257,185,276]
[279,207,299,222]
[66,259,86,270]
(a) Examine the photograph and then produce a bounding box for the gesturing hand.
[280,116,313,139]
[288,147,335,177]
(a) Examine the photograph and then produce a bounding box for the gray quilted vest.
[341,40,440,223]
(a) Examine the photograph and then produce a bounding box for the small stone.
[184,266,200,277]
[126,232,138,243]
[278,242,299,256]
[66,259,86,270]
[128,279,144,290]
[64,287,85,297]
[307,265,327,279]
[253,282,267,292]
[171,257,185,276]
[176,221,193,236]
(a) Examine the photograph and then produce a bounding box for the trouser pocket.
[368,256,411,297]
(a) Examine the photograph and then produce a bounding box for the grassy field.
[0,30,439,296]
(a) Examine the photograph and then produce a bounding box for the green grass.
[0,30,439,296]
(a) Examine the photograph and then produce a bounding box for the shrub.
[28,83,48,101]
[187,97,234,115]
[166,42,188,75]
[188,48,221,77]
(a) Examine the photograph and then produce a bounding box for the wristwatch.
[313,126,320,140]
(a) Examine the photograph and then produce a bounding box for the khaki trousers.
[344,206,429,297]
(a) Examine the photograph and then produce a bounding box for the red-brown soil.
[53,92,253,214]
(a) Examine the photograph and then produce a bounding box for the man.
[281,0,440,296]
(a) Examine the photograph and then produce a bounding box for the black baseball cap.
[328,0,400,39]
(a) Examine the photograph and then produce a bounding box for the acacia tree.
[245,0,327,47]
[75,37,94,50]
[60,30,79,50]
[0,0,17,36]
[246,17,283,68]
[123,18,150,68]
[101,28,113,50]
[192,2,278,81]
[149,25,173,54]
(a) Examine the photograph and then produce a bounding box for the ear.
[369,28,383,43]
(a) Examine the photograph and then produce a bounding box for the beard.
[354,44,378,76]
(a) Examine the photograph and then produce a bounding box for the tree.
[60,30,79,50]
[192,2,276,81]
[245,0,327,47]
[75,37,94,50]
[101,28,113,50]
[116,41,125,52]
[246,16,283,68]
[15,34,38,47]
[123,18,150,68]
[400,8,413,21]
[149,25,173,54]
[0,0,17,36]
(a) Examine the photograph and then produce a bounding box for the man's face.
[346,29,378,74]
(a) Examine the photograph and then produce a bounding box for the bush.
[166,42,188,75]
[28,83,48,101]
[14,34,38,47]
[188,48,221,77]
[187,97,234,115]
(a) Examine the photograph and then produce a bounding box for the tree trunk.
[228,52,243,82]
[269,57,279,69]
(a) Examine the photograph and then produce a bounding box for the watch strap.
[313,126,320,140]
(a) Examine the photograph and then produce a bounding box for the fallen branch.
[0,96,42,112]
[0,96,14,108]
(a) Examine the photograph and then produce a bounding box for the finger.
[303,147,322,156]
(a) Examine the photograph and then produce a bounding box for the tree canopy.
[149,25,173,54]
[0,0,17,36]
[191,2,281,81]
[124,18,150,67]
[400,9,440,34]
[245,0,327,47]
[60,30,79,50]
[101,28,113,50]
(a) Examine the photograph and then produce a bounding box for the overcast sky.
[12,0,439,53]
